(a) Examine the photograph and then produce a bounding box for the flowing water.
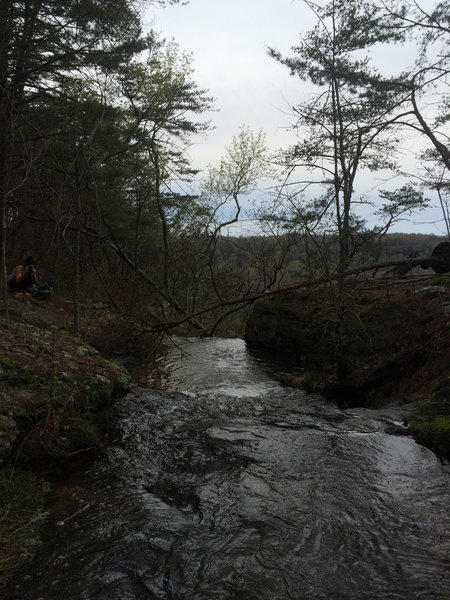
[6,337,450,600]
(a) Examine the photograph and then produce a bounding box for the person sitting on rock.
[7,256,38,295]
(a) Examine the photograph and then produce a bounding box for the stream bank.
[245,277,450,458]
[0,295,131,588]
[3,337,450,600]
[0,278,449,598]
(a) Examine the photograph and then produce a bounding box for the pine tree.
[269,0,410,379]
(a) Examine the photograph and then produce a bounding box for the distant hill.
[216,232,447,263]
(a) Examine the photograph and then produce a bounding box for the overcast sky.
[145,0,314,165]
[144,0,447,235]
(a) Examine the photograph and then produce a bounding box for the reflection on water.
[5,338,450,600]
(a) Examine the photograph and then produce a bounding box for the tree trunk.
[0,1,12,313]
[150,140,170,291]
[72,142,83,336]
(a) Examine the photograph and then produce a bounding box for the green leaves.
[203,127,271,200]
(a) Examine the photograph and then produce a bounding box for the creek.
[5,337,450,600]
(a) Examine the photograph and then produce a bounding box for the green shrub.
[409,416,450,457]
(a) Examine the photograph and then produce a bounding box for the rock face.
[245,291,317,351]
[0,318,130,464]
[245,291,338,383]
[245,282,450,407]
[431,241,450,273]
[418,241,450,274]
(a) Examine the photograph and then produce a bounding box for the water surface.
[6,338,450,599]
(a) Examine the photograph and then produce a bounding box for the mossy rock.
[63,418,104,451]
[85,374,113,406]
[409,416,450,458]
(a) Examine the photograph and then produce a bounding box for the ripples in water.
[5,338,450,600]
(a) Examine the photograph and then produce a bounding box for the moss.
[114,372,132,396]
[63,418,103,451]
[0,351,63,391]
[276,372,307,389]
[84,374,113,407]
[0,469,49,590]
[409,416,450,458]
[0,355,35,386]
[0,297,134,586]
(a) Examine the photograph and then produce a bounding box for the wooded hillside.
[0,0,448,341]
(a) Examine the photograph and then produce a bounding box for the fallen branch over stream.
[80,219,449,336]
[156,255,448,333]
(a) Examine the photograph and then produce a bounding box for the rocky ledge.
[0,299,130,465]
[0,296,132,588]
[245,277,450,458]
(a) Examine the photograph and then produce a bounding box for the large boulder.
[431,241,450,273]
[245,283,450,406]
[0,319,131,464]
